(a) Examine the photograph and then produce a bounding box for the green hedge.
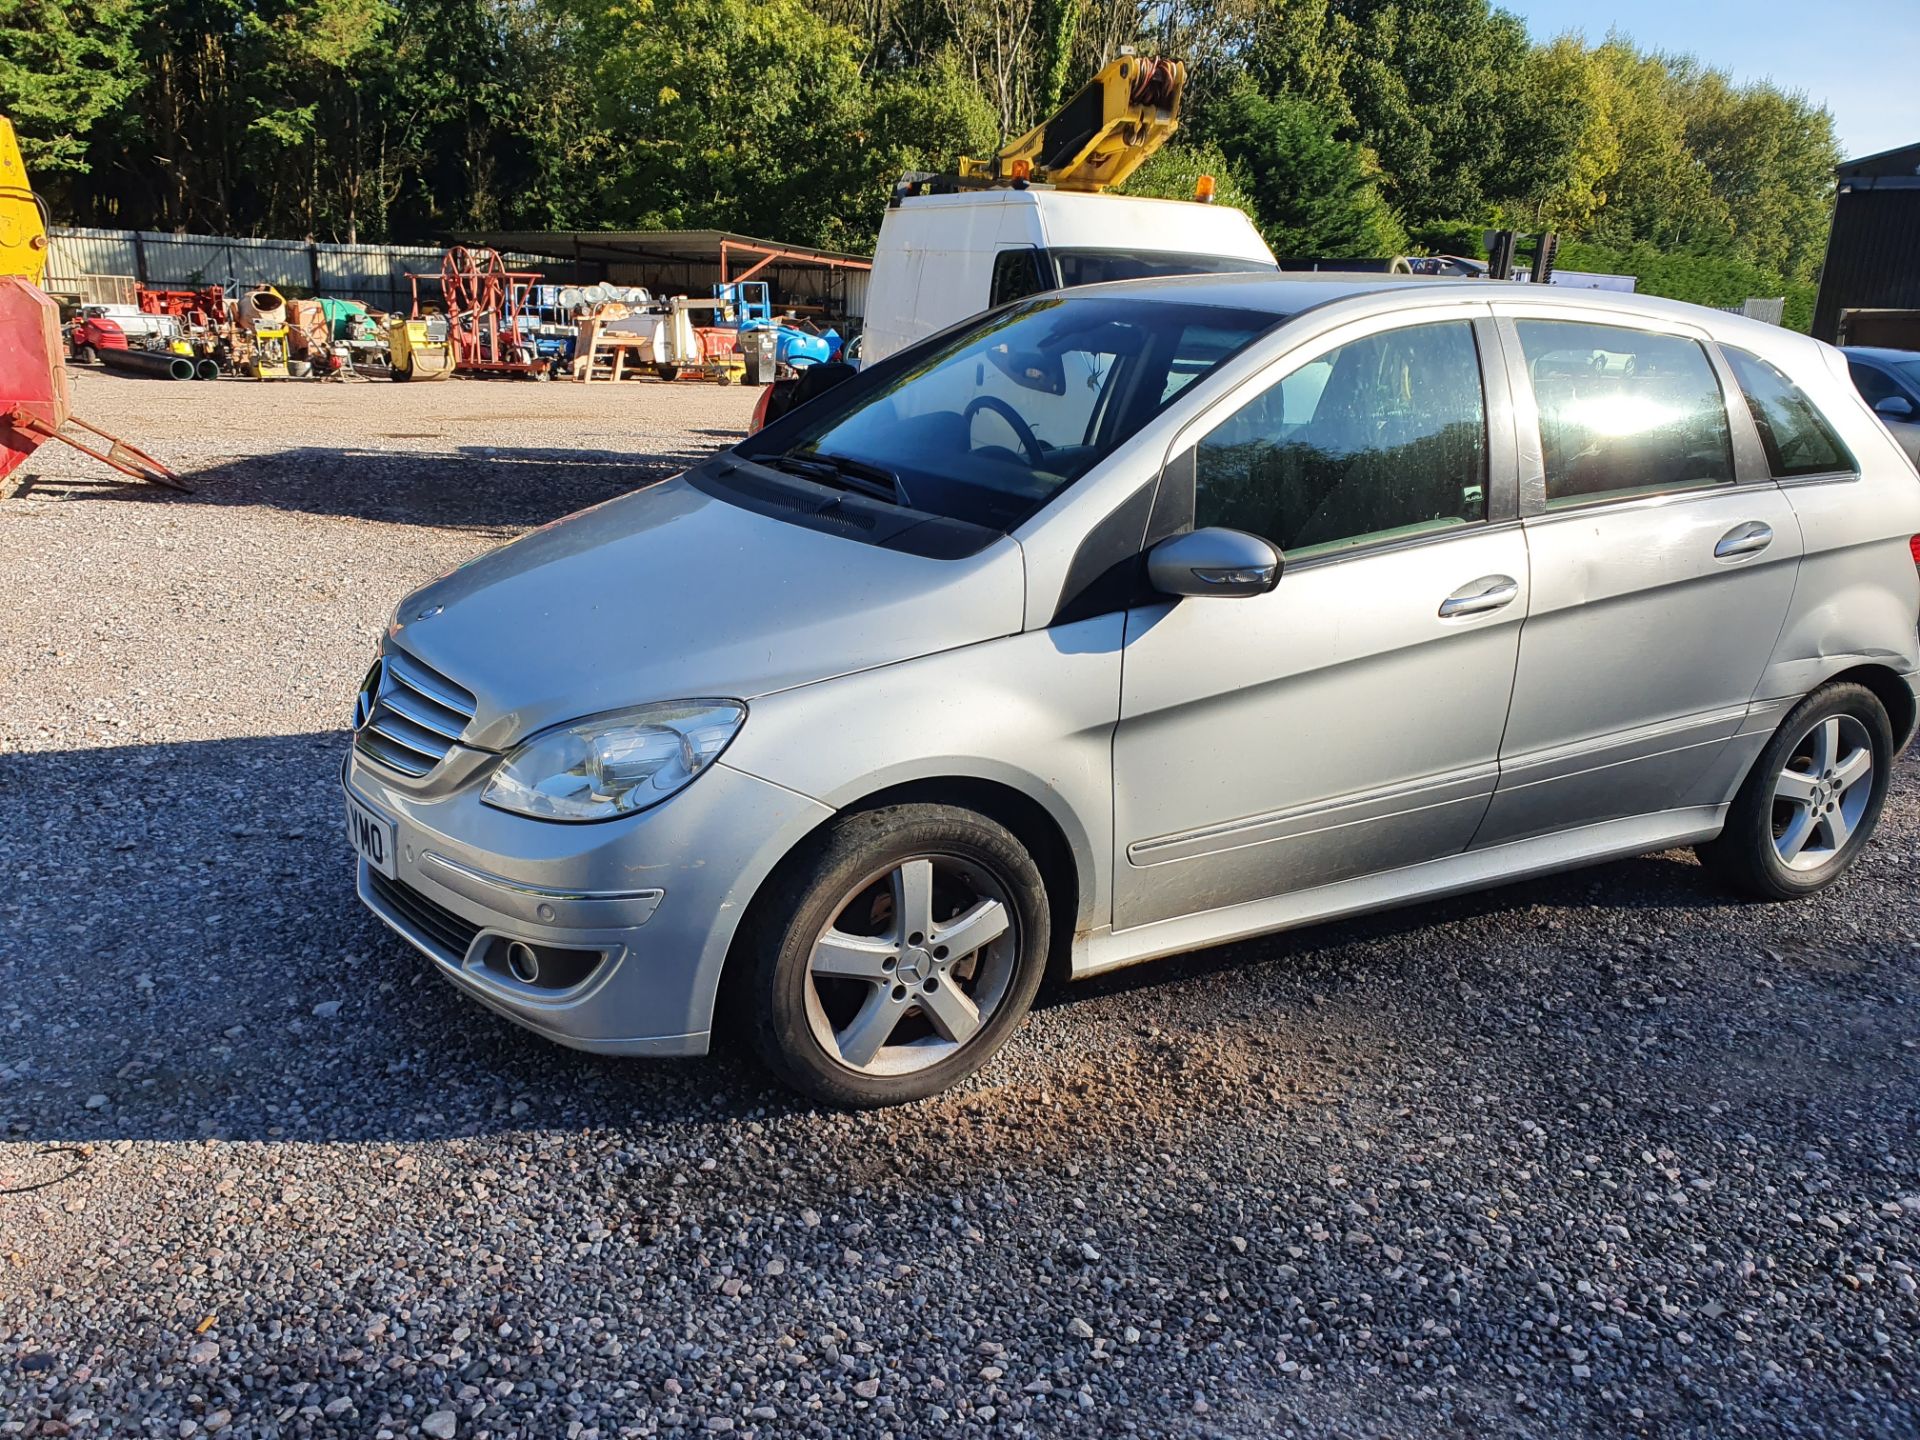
[1557,240,1818,333]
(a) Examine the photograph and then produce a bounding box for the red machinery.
[138,283,229,329]
[410,245,546,378]
[1,280,181,490]
[67,310,129,363]
[0,114,178,489]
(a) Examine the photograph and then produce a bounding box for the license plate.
[345,793,398,878]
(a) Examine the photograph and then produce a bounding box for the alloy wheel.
[1771,714,1874,873]
[803,854,1019,1077]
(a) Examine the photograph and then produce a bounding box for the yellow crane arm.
[958,56,1186,194]
[0,118,50,287]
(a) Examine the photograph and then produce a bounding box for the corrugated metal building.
[1812,141,1920,344]
[45,228,588,313]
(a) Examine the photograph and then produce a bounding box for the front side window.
[1515,320,1735,507]
[1724,348,1854,478]
[742,297,1278,533]
[1193,320,1489,559]
[1848,361,1909,411]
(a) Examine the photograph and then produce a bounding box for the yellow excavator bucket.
[958,56,1186,194]
[0,118,49,287]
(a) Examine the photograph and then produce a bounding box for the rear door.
[1476,309,1803,845]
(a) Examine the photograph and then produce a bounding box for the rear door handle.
[1438,575,1519,618]
[1714,521,1774,559]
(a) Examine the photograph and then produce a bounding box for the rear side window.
[1194,320,1488,559]
[1515,320,1735,507]
[1724,348,1855,478]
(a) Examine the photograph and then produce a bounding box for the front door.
[1111,314,1528,931]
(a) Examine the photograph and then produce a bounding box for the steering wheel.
[963,395,1046,467]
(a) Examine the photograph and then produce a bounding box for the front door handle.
[1714,521,1774,559]
[1438,574,1519,618]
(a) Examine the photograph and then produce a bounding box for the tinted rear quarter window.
[1515,320,1735,507]
[1724,347,1855,478]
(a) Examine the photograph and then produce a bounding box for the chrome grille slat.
[367,705,458,757]
[353,648,477,778]
[365,712,446,761]
[383,650,477,717]
[357,729,435,777]
[378,684,468,739]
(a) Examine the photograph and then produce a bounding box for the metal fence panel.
[43,227,138,294]
[45,227,575,312]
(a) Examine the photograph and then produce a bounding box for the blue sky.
[1508,0,1919,160]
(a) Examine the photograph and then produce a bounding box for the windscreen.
[1051,248,1279,288]
[738,297,1278,533]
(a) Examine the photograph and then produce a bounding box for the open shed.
[1813,141,1920,345]
[457,229,872,326]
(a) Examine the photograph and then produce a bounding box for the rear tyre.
[75,345,97,366]
[1697,682,1892,900]
[740,805,1050,1107]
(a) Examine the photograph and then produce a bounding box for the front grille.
[354,648,477,777]
[367,869,480,960]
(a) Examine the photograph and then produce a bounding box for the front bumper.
[344,748,832,1055]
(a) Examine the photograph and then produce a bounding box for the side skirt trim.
[1077,804,1726,978]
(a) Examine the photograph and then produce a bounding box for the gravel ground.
[3,366,1919,1439]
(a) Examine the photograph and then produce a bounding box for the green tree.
[1117,140,1258,221]
[1205,84,1404,258]
[0,0,143,173]
[1577,40,1730,254]
[1668,62,1838,282]
[239,0,393,238]
[568,0,988,251]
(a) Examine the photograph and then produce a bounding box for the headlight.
[481,700,746,822]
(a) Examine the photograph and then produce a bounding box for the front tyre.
[742,805,1049,1107]
[1697,682,1892,900]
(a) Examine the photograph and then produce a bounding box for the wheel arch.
[1820,662,1917,752]
[712,773,1090,1040]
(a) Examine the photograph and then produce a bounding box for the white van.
[860,187,1277,363]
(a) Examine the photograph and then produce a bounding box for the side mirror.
[1147,527,1282,599]
[1875,394,1915,421]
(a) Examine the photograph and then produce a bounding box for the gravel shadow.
[6,444,712,531]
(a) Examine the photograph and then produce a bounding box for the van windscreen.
[1051,249,1279,288]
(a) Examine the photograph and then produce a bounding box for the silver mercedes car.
[345,274,1920,1106]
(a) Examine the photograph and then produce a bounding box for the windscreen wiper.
[761,451,904,505]
[816,452,909,506]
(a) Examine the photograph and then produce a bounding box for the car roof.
[1057,270,1796,340]
[1842,346,1919,363]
